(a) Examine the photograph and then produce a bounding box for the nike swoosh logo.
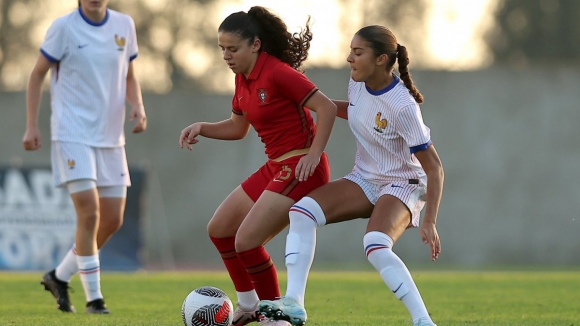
[285,252,299,258]
[78,44,89,49]
[390,184,403,188]
[392,282,403,293]
[349,102,355,106]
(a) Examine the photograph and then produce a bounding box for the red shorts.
[241,152,330,202]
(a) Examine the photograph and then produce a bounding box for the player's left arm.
[414,145,444,261]
[299,91,337,181]
[126,61,147,133]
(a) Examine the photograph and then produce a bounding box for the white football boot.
[232,302,261,326]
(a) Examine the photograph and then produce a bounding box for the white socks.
[284,197,326,307]
[77,254,103,302]
[55,246,79,283]
[363,231,432,324]
[237,290,260,311]
[283,200,433,324]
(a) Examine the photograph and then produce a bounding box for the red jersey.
[232,52,319,160]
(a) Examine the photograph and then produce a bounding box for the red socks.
[237,246,280,300]
[210,236,254,292]
[210,237,280,300]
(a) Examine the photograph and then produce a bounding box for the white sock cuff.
[55,246,79,283]
[291,197,326,227]
[363,231,394,256]
[76,254,100,269]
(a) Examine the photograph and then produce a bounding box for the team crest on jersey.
[257,88,268,104]
[67,159,75,169]
[374,112,388,133]
[114,34,126,51]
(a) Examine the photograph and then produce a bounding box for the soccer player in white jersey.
[22,0,147,314]
[259,25,444,326]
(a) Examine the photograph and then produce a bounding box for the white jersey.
[347,75,431,183]
[40,8,138,147]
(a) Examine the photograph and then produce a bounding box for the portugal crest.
[257,88,268,104]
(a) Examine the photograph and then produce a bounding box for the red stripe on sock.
[210,236,254,292]
[237,246,280,300]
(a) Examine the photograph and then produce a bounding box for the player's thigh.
[236,190,295,251]
[207,185,254,238]
[307,178,374,224]
[366,195,411,243]
[69,187,99,219]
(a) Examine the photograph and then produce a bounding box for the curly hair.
[218,6,312,72]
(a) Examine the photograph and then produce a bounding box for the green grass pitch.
[0,270,578,325]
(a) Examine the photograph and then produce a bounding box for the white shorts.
[51,141,131,188]
[343,171,426,228]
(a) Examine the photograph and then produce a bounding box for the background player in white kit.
[259,25,444,326]
[22,0,147,314]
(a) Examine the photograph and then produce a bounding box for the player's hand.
[420,221,441,261]
[295,152,320,182]
[22,127,41,151]
[130,106,147,133]
[179,123,201,150]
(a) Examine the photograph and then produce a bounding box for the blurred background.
[0,0,579,272]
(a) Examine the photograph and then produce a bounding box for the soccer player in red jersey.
[178,6,337,326]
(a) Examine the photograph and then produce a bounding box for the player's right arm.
[179,113,251,150]
[23,53,52,151]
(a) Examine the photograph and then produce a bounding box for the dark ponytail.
[395,43,423,104]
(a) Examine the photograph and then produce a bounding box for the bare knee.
[207,216,231,239]
[234,236,256,253]
[234,222,269,252]
[77,212,99,231]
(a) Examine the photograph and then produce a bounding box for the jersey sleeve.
[393,103,432,153]
[272,64,318,107]
[40,18,68,63]
[127,16,138,61]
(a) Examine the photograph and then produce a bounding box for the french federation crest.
[257,88,268,104]
[374,112,387,133]
[115,34,126,51]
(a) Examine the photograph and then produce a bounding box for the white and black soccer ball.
[181,286,234,326]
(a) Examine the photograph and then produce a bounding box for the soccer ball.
[181,286,234,326]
